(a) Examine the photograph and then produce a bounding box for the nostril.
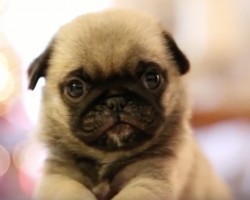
[106,99,116,110]
[105,97,127,112]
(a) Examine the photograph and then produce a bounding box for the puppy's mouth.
[74,99,158,151]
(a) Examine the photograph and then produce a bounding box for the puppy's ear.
[162,32,190,75]
[28,41,54,90]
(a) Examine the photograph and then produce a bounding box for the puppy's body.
[29,9,231,200]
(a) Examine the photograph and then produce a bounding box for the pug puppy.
[28,9,231,200]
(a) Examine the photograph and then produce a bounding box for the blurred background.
[0,0,250,199]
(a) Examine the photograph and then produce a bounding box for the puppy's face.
[59,60,166,151]
[28,10,189,155]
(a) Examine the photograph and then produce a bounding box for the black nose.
[105,96,127,112]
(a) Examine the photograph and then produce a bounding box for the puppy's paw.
[111,179,169,200]
[34,174,97,200]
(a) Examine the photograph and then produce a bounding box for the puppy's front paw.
[35,174,97,200]
[112,188,165,200]
[111,180,169,200]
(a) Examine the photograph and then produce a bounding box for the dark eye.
[65,78,85,99]
[142,71,161,90]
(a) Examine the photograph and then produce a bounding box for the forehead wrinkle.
[74,37,168,79]
[76,42,143,79]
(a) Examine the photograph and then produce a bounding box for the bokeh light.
[13,140,47,179]
[0,145,10,177]
[12,139,47,196]
[18,170,35,196]
[0,53,14,102]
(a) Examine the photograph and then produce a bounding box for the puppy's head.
[28,10,189,156]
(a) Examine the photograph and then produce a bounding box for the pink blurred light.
[12,140,47,180]
[0,145,10,177]
[13,140,47,196]
[18,170,35,196]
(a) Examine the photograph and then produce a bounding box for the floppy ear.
[28,41,54,90]
[162,32,190,75]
